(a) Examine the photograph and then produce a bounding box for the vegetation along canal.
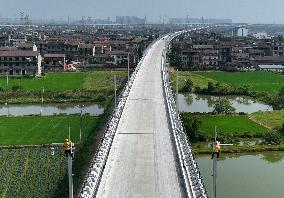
[170,70,284,197]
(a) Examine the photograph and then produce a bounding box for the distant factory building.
[169,17,232,24]
[116,16,146,24]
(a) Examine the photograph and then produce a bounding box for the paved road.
[96,38,186,198]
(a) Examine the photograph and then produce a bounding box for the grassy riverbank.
[192,71,284,94]
[182,111,284,153]
[0,115,101,146]
[250,110,284,129]
[181,113,268,142]
[0,71,127,104]
[193,143,284,154]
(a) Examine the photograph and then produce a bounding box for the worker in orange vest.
[211,141,221,159]
[64,139,73,159]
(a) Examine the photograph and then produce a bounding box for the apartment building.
[0,50,42,76]
[43,54,65,71]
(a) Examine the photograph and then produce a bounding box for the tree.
[137,42,146,60]
[213,98,236,114]
[274,86,284,109]
[279,123,284,136]
[183,78,194,92]
[168,45,183,69]
[181,113,206,142]
[207,82,215,93]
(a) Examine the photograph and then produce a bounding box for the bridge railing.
[161,32,208,198]
[78,39,157,198]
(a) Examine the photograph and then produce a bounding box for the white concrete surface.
[96,39,186,198]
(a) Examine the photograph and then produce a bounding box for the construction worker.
[211,141,221,159]
[64,139,73,159]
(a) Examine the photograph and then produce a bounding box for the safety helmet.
[65,139,69,142]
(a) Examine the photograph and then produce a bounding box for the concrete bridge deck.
[96,39,186,198]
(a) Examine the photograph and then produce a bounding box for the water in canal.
[178,93,273,113]
[197,152,284,198]
[0,103,104,116]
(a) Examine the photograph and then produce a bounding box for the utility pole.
[176,69,179,111]
[127,53,130,82]
[20,12,24,25]
[6,72,9,117]
[114,74,117,108]
[212,126,233,198]
[41,87,44,115]
[79,105,85,143]
[212,126,217,198]
[5,102,9,117]
[68,126,73,198]
[51,126,74,198]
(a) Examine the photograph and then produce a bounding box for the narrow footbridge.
[79,31,208,198]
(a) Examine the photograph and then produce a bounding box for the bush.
[11,85,23,91]
[217,133,240,144]
[95,93,106,102]
[181,114,207,142]
[263,131,282,145]
[234,85,250,95]
[279,124,284,136]
[207,82,214,93]
[182,78,193,92]
[195,86,202,93]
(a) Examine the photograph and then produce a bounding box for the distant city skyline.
[0,0,284,24]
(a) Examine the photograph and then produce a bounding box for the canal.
[197,152,284,198]
[0,103,104,116]
[178,93,273,113]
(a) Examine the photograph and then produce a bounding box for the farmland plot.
[0,147,67,197]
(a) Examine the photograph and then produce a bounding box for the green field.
[171,71,284,94]
[0,71,127,92]
[193,115,268,136]
[0,148,67,197]
[0,71,127,104]
[250,110,284,129]
[171,71,218,90]
[0,115,101,146]
[192,71,284,93]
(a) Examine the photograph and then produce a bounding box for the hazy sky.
[0,0,283,24]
